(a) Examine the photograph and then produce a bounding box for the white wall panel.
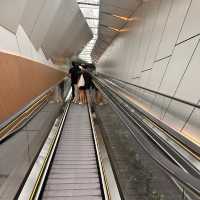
[43,0,77,57]
[38,48,48,64]
[0,26,19,54]
[140,70,152,88]
[139,0,160,71]
[21,0,62,49]
[156,0,191,59]
[21,0,46,36]
[97,0,200,139]
[132,6,146,77]
[0,0,28,33]
[56,12,92,58]
[178,0,200,43]
[174,39,200,103]
[43,0,91,59]
[159,37,199,96]
[30,0,62,49]
[16,25,38,60]
[148,57,170,91]
[144,0,173,68]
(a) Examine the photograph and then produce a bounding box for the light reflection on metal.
[181,130,200,147]
[100,24,129,33]
[109,27,129,32]
[113,14,133,21]
[102,11,140,22]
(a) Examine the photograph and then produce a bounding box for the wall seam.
[153,0,174,62]
[162,38,200,121]
[149,0,174,115]
[153,0,193,120]
[30,0,48,37]
[142,0,161,71]
[180,100,200,132]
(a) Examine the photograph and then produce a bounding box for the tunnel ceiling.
[91,0,142,62]
[77,0,100,63]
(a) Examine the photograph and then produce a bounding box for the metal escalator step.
[46,177,100,184]
[51,164,97,169]
[53,154,96,158]
[43,189,101,197]
[44,183,101,190]
[42,105,102,200]
[49,168,98,174]
[52,160,97,165]
[48,173,99,179]
[42,196,102,200]
[53,158,96,161]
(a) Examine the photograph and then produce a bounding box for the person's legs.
[96,90,103,105]
[79,89,83,104]
[71,84,75,100]
[83,90,87,104]
[74,84,79,103]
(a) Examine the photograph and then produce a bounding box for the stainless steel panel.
[150,95,170,120]
[163,100,193,131]
[0,102,61,200]
[182,107,200,147]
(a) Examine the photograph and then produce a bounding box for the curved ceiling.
[91,0,142,62]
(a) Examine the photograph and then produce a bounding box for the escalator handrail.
[0,79,70,143]
[97,75,200,157]
[94,77,200,197]
[99,73,200,110]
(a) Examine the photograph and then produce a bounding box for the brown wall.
[0,52,66,123]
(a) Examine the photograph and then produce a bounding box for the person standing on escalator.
[77,64,93,104]
[68,61,81,103]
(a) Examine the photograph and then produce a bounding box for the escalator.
[17,96,121,200]
[4,77,200,200]
[41,104,103,199]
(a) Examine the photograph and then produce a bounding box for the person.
[81,64,93,91]
[77,66,87,104]
[68,61,81,103]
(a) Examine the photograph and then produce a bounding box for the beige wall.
[0,52,65,123]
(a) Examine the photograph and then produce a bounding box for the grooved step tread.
[42,105,102,200]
